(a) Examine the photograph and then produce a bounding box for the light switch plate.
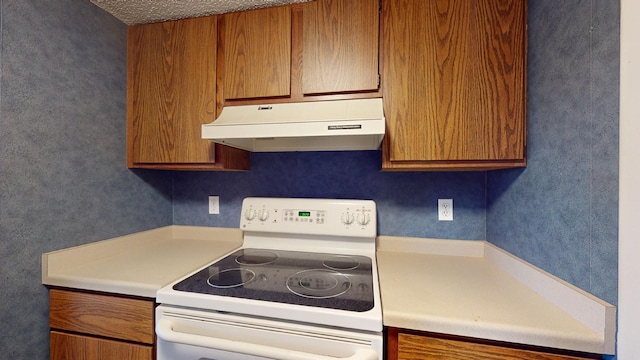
[209,196,220,215]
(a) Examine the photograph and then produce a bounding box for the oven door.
[156,305,382,360]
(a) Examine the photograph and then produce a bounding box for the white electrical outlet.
[208,196,220,215]
[438,199,453,221]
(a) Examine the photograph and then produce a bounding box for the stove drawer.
[156,305,383,360]
[49,289,155,344]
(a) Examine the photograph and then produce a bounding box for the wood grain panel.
[397,333,594,360]
[223,6,291,99]
[302,0,379,94]
[50,331,153,360]
[50,330,87,360]
[127,16,218,164]
[221,0,381,105]
[382,0,526,169]
[170,17,218,163]
[49,289,155,344]
[128,21,173,164]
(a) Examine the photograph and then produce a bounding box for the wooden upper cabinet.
[127,16,249,170]
[222,6,292,100]
[382,0,527,171]
[302,0,380,95]
[219,0,381,104]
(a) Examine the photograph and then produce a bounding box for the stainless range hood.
[201,98,385,152]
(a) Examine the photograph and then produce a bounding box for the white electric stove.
[156,197,383,360]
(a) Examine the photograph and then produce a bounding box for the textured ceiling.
[90,0,311,25]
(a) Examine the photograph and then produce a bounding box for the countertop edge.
[383,310,605,355]
[43,275,158,298]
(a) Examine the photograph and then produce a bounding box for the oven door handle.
[157,318,378,360]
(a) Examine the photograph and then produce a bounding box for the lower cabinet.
[50,332,152,360]
[387,328,601,360]
[49,288,155,360]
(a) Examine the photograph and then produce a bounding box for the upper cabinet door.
[127,16,249,170]
[382,0,527,171]
[220,0,381,104]
[302,0,380,95]
[128,17,217,165]
[222,6,292,100]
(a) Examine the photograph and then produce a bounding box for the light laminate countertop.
[377,235,616,355]
[42,227,615,355]
[42,226,242,298]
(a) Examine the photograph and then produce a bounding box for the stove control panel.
[240,197,376,238]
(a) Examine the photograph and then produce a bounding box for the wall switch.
[208,196,220,215]
[438,199,453,221]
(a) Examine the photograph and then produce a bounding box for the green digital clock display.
[298,211,311,217]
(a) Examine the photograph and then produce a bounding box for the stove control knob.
[356,212,371,226]
[341,212,354,225]
[258,209,270,222]
[244,209,256,221]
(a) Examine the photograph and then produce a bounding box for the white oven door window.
[156,306,382,360]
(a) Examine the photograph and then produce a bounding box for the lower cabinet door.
[388,328,600,360]
[50,331,153,360]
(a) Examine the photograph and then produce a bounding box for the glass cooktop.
[173,248,375,312]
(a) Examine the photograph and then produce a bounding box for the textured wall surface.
[487,0,620,306]
[0,0,173,358]
[173,151,487,240]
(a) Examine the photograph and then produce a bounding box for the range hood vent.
[202,98,385,152]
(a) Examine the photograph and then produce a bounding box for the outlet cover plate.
[438,199,453,221]
[209,196,220,215]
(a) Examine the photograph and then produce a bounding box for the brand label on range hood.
[328,124,362,130]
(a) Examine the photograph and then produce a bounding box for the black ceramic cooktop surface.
[173,248,375,312]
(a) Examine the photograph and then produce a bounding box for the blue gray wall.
[0,0,173,358]
[487,0,619,306]
[0,0,620,358]
[173,153,486,240]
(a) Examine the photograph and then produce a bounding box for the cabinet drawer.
[49,289,155,344]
